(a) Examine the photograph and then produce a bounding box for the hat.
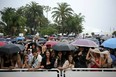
[100,50,109,55]
[90,48,101,54]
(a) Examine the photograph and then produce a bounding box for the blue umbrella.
[101,38,116,49]
[16,36,25,41]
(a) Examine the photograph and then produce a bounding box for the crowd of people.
[0,35,116,70]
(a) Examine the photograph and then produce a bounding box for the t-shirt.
[31,54,42,68]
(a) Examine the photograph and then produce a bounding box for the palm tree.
[25,1,46,34]
[52,2,73,35]
[65,13,84,35]
[0,7,16,35]
[0,21,6,33]
[0,7,26,36]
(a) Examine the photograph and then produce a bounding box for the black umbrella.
[52,42,76,51]
[14,44,25,51]
[0,44,22,54]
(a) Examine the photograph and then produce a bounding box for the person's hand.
[28,68,34,71]
[58,67,63,70]
[40,66,44,69]
[91,58,95,62]
[46,62,51,65]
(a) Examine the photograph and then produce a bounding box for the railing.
[63,68,116,77]
[0,68,116,77]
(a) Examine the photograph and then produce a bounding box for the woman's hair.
[45,50,51,58]
[68,54,75,64]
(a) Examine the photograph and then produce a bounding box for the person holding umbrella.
[86,48,101,68]
[101,50,112,68]
[74,47,88,68]
[54,51,66,70]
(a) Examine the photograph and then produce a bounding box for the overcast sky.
[0,0,116,34]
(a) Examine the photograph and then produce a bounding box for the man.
[29,49,42,70]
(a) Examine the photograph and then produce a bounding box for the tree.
[52,2,73,34]
[0,21,6,33]
[24,1,47,35]
[40,23,58,35]
[112,31,116,36]
[65,13,84,35]
[0,7,26,36]
[43,5,51,19]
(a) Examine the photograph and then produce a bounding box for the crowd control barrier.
[0,68,116,77]
[0,69,60,77]
[63,68,116,77]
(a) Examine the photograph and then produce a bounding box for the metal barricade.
[0,68,116,77]
[62,68,116,77]
[0,68,60,77]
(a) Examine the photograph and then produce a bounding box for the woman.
[54,51,65,70]
[86,48,101,68]
[101,51,112,68]
[22,54,30,68]
[74,47,88,68]
[41,50,54,69]
[63,54,75,69]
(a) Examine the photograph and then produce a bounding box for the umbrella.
[86,38,99,45]
[38,38,46,41]
[52,42,76,51]
[71,39,98,47]
[14,44,25,51]
[16,36,25,41]
[45,41,58,47]
[0,41,6,47]
[0,38,6,41]
[101,38,116,49]
[0,44,22,54]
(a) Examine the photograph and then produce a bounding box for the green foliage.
[0,1,84,36]
[40,24,58,35]
[52,2,73,34]
[0,7,26,36]
[112,31,116,36]
[65,13,84,35]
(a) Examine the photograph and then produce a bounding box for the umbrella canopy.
[71,39,98,47]
[0,44,22,54]
[0,41,6,47]
[52,42,76,51]
[0,38,6,41]
[14,44,25,51]
[38,38,46,41]
[16,36,25,41]
[101,38,116,49]
[86,38,99,46]
[45,41,58,47]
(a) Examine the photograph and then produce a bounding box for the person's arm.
[62,60,68,69]
[16,54,22,68]
[91,58,101,68]
[86,49,91,60]
[54,58,58,68]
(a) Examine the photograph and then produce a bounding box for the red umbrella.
[45,41,58,48]
[71,39,98,47]
[0,41,6,47]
